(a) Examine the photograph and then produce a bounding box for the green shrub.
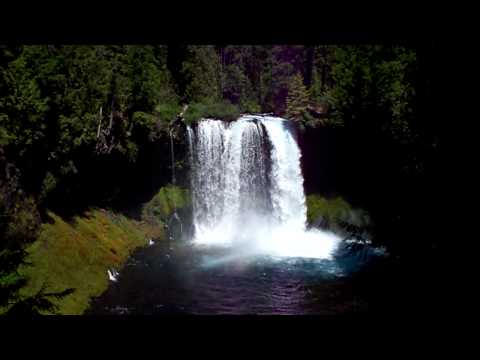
[40,172,57,200]
[134,104,182,142]
[4,196,41,244]
[184,100,241,124]
[132,111,156,129]
[183,104,204,124]
[154,103,182,124]
[240,100,261,114]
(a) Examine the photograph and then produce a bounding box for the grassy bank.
[18,209,164,315]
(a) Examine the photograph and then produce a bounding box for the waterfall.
[187,115,340,259]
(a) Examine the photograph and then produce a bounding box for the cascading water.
[187,115,340,259]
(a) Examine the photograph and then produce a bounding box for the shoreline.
[17,209,164,315]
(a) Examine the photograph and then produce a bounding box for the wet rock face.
[311,215,330,230]
[166,203,194,243]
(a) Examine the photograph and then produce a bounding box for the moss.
[141,185,190,225]
[18,209,163,315]
[306,194,353,225]
[306,194,371,229]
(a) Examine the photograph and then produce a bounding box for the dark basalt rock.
[166,204,194,243]
[311,215,330,230]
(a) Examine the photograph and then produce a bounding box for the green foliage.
[0,268,27,314]
[239,99,261,114]
[216,45,309,114]
[4,197,40,242]
[181,46,221,103]
[286,73,310,121]
[309,46,336,100]
[140,103,182,141]
[263,46,306,113]
[184,100,241,123]
[141,185,190,225]
[154,103,182,124]
[126,45,179,110]
[0,45,182,314]
[0,163,41,247]
[0,125,11,146]
[40,171,57,198]
[0,45,179,198]
[0,159,67,314]
[5,286,75,315]
[132,111,156,129]
[331,45,417,144]
[222,62,251,103]
[220,46,258,107]
[300,110,321,128]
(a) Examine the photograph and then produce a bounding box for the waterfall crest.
[187,115,340,259]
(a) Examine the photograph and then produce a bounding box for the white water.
[108,269,119,282]
[187,115,340,259]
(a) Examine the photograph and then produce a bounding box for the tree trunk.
[320,46,327,92]
[108,99,114,130]
[96,106,103,139]
[305,46,315,88]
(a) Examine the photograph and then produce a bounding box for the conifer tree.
[286,73,309,121]
[181,46,221,103]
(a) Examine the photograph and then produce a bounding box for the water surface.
[88,240,388,315]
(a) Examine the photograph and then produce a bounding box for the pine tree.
[286,73,309,121]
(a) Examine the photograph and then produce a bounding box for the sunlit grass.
[18,209,164,315]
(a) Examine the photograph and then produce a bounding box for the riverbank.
[17,209,164,315]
